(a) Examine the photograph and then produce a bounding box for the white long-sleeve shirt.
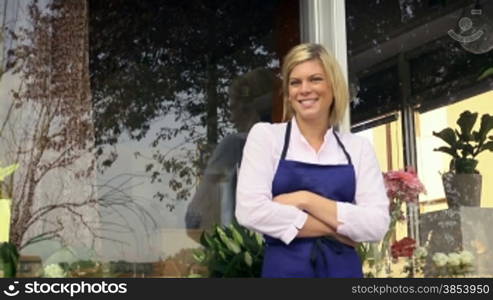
[235,118,390,245]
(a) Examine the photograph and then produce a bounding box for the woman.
[235,43,390,278]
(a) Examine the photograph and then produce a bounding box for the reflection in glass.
[1,0,300,277]
[88,0,299,276]
[185,68,278,238]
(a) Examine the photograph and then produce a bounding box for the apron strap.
[282,120,353,166]
[280,121,292,160]
[333,130,352,165]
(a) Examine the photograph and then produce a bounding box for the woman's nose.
[300,80,312,93]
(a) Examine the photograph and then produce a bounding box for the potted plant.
[193,220,264,277]
[432,110,493,208]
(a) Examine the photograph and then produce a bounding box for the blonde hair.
[281,43,349,126]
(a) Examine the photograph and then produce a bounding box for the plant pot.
[442,172,482,208]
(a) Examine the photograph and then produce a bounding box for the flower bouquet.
[390,237,427,277]
[364,167,426,277]
[382,167,426,245]
[384,167,427,224]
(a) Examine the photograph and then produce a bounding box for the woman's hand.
[275,190,341,235]
[272,191,307,209]
[276,192,358,248]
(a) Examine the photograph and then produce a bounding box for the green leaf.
[218,250,227,261]
[0,242,19,277]
[236,223,253,245]
[481,141,493,152]
[200,231,210,247]
[231,226,244,246]
[216,227,227,238]
[223,225,233,237]
[478,67,493,80]
[458,143,474,157]
[244,251,253,267]
[457,111,477,142]
[218,232,241,254]
[433,146,457,158]
[207,232,218,248]
[433,128,457,147]
[0,164,19,182]
[478,114,493,144]
[193,249,206,263]
[473,130,480,141]
[254,232,264,247]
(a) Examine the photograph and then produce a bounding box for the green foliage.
[89,0,280,210]
[0,163,18,200]
[478,67,493,81]
[193,220,264,277]
[432,111,493,174]
[0,164,19,182]
[0,242,20,277]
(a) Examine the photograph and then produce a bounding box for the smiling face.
[288,59,333,124]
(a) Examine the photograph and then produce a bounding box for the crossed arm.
[273,190,357,247]
[236,124,389,246]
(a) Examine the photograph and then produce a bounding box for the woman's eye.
[289,81,300,86]
[311,77,323,82]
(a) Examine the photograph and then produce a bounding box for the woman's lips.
[298,98,318,109]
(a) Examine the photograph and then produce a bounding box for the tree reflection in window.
[89,0,291,211]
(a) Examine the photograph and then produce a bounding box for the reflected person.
[185,68,277,238]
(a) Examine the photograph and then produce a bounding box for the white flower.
[432,252,448,267]
[459,250,474,266]
[447,253,461,267]
[43,264,66,278]
[414,247,428,259]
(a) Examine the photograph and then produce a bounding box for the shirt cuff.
[335,201,351,237]
[279,211,308,245]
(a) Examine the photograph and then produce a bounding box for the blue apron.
[262,121,363,278]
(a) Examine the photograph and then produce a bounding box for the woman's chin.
[295,110,325,122]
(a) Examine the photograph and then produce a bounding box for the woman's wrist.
[299,190,322,210]
[297,191,310,210]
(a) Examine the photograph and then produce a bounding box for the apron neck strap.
[280,121,292,160]
[280,120,352,165]
[333,130,352,165]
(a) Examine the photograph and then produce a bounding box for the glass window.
[1,0,300,277]
[347,0,493,277]
[417,91,493,212]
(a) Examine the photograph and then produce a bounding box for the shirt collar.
[290,116,333,150]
